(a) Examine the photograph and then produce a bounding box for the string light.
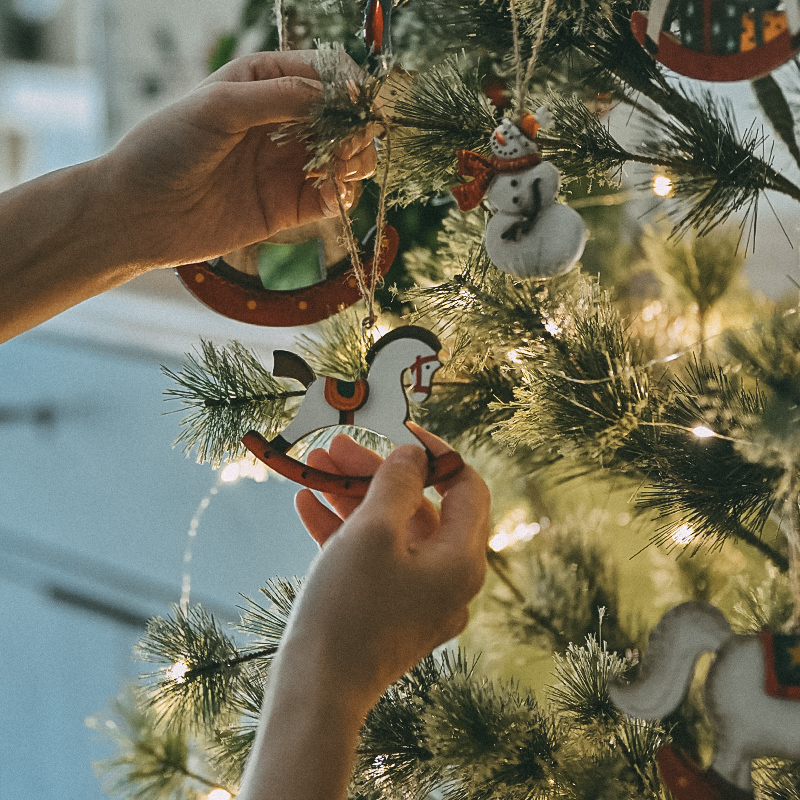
[692,425,715,438]
[652,175,673,197]
[489,508,543,552]
[207,790,232,800]
[672,524,695,545]
[219,457,269,484]
[167,660,189,682]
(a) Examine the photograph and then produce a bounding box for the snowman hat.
[518,113,541,141]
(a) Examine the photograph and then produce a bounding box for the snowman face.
[487,161,561,214]
[490,119,538,159]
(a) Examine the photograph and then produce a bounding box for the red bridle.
[409,354,439,395]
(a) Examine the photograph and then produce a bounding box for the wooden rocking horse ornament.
[632,0,800,81]
[241,326,464,496]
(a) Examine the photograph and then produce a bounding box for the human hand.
[94,50,377,270]
[289,426,490,710]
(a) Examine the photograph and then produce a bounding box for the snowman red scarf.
[451,150,542,211]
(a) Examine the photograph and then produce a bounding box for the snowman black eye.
[512,196,519,204]
[510,179,519,187]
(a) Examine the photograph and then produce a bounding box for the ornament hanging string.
[275,0,288,51]
[510,0,553,119]
[328,125,392,332]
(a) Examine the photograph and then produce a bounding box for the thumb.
[355,445,428,531]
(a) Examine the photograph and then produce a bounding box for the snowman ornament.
[452,111,587,279]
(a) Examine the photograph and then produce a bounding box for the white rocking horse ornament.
[609,601,800,799]
[242,325,464,496]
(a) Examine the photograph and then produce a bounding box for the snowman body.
[485,160,587,278]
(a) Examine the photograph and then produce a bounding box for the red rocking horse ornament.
[632,0,800,82]
[242,326,464,496]
[175,225,399,328]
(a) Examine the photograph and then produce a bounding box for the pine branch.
[277,43,385,174]
[87,690,230,800]
[295,306,374,380]
[163,340,300,466]
[382,56,498,205]
[572,9,800,235]
[423,669,560,798]
[135,605,252,733]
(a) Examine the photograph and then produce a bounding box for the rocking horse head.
[240,325,464,497]
[364,325,443,403]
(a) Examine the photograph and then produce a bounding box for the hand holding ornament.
[236,426,490,800]
[0,50,376,342]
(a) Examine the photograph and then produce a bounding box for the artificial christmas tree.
[91,0,800,798]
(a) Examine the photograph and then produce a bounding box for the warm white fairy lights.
[168,660,189,682]
[220,457,269,484]
[692,425,715,439]
[206,790,232,800]
[672,524,695,545]
[488,508,546,552]
[652,175,673,197]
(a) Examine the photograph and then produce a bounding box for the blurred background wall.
[0,4,320,798]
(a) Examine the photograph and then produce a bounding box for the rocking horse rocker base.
[242,430,464,497]
[656,745,753,800]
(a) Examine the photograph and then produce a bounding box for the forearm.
[0,157,149,343]
[237,635,376,800]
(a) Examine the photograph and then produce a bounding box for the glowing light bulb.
[207,790,232,800]
[168,660,189,682]
[220,462,241,483]
[652,175,673,197]
[507,348,522,364]
[488,509,543,551]
[672,524,695,545]
[692,425,715,439]
[489,532,511,551]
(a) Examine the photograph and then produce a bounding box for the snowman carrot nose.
[494,131,507,146]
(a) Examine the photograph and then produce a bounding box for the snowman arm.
[528,177,542,222]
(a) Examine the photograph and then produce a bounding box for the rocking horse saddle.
[324,377,369,424]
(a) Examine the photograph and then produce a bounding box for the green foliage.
[87,690,226,800]
[383,55,498,205]
[278,43,384,173]
[163,340,302,466]
[136,605,251,733]
[296,306,374,380]
[639,225,745,319]
[495,523,634,654]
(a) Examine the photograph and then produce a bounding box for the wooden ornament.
[632,0,800,82]
[609,601,800,797]
[242,325,464,496]
[175,225,399,328]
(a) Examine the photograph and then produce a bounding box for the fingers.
[405,422,490,580]
[202,50,320,85]
[198,76,323,133]
[336,146,378,182]
[295,488,342,547]
[313,177,356,219]
[355,445,428,535]
[306,443,369,520]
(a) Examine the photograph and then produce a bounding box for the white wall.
[0,306,319,799]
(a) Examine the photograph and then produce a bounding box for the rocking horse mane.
[365,325,442,366]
